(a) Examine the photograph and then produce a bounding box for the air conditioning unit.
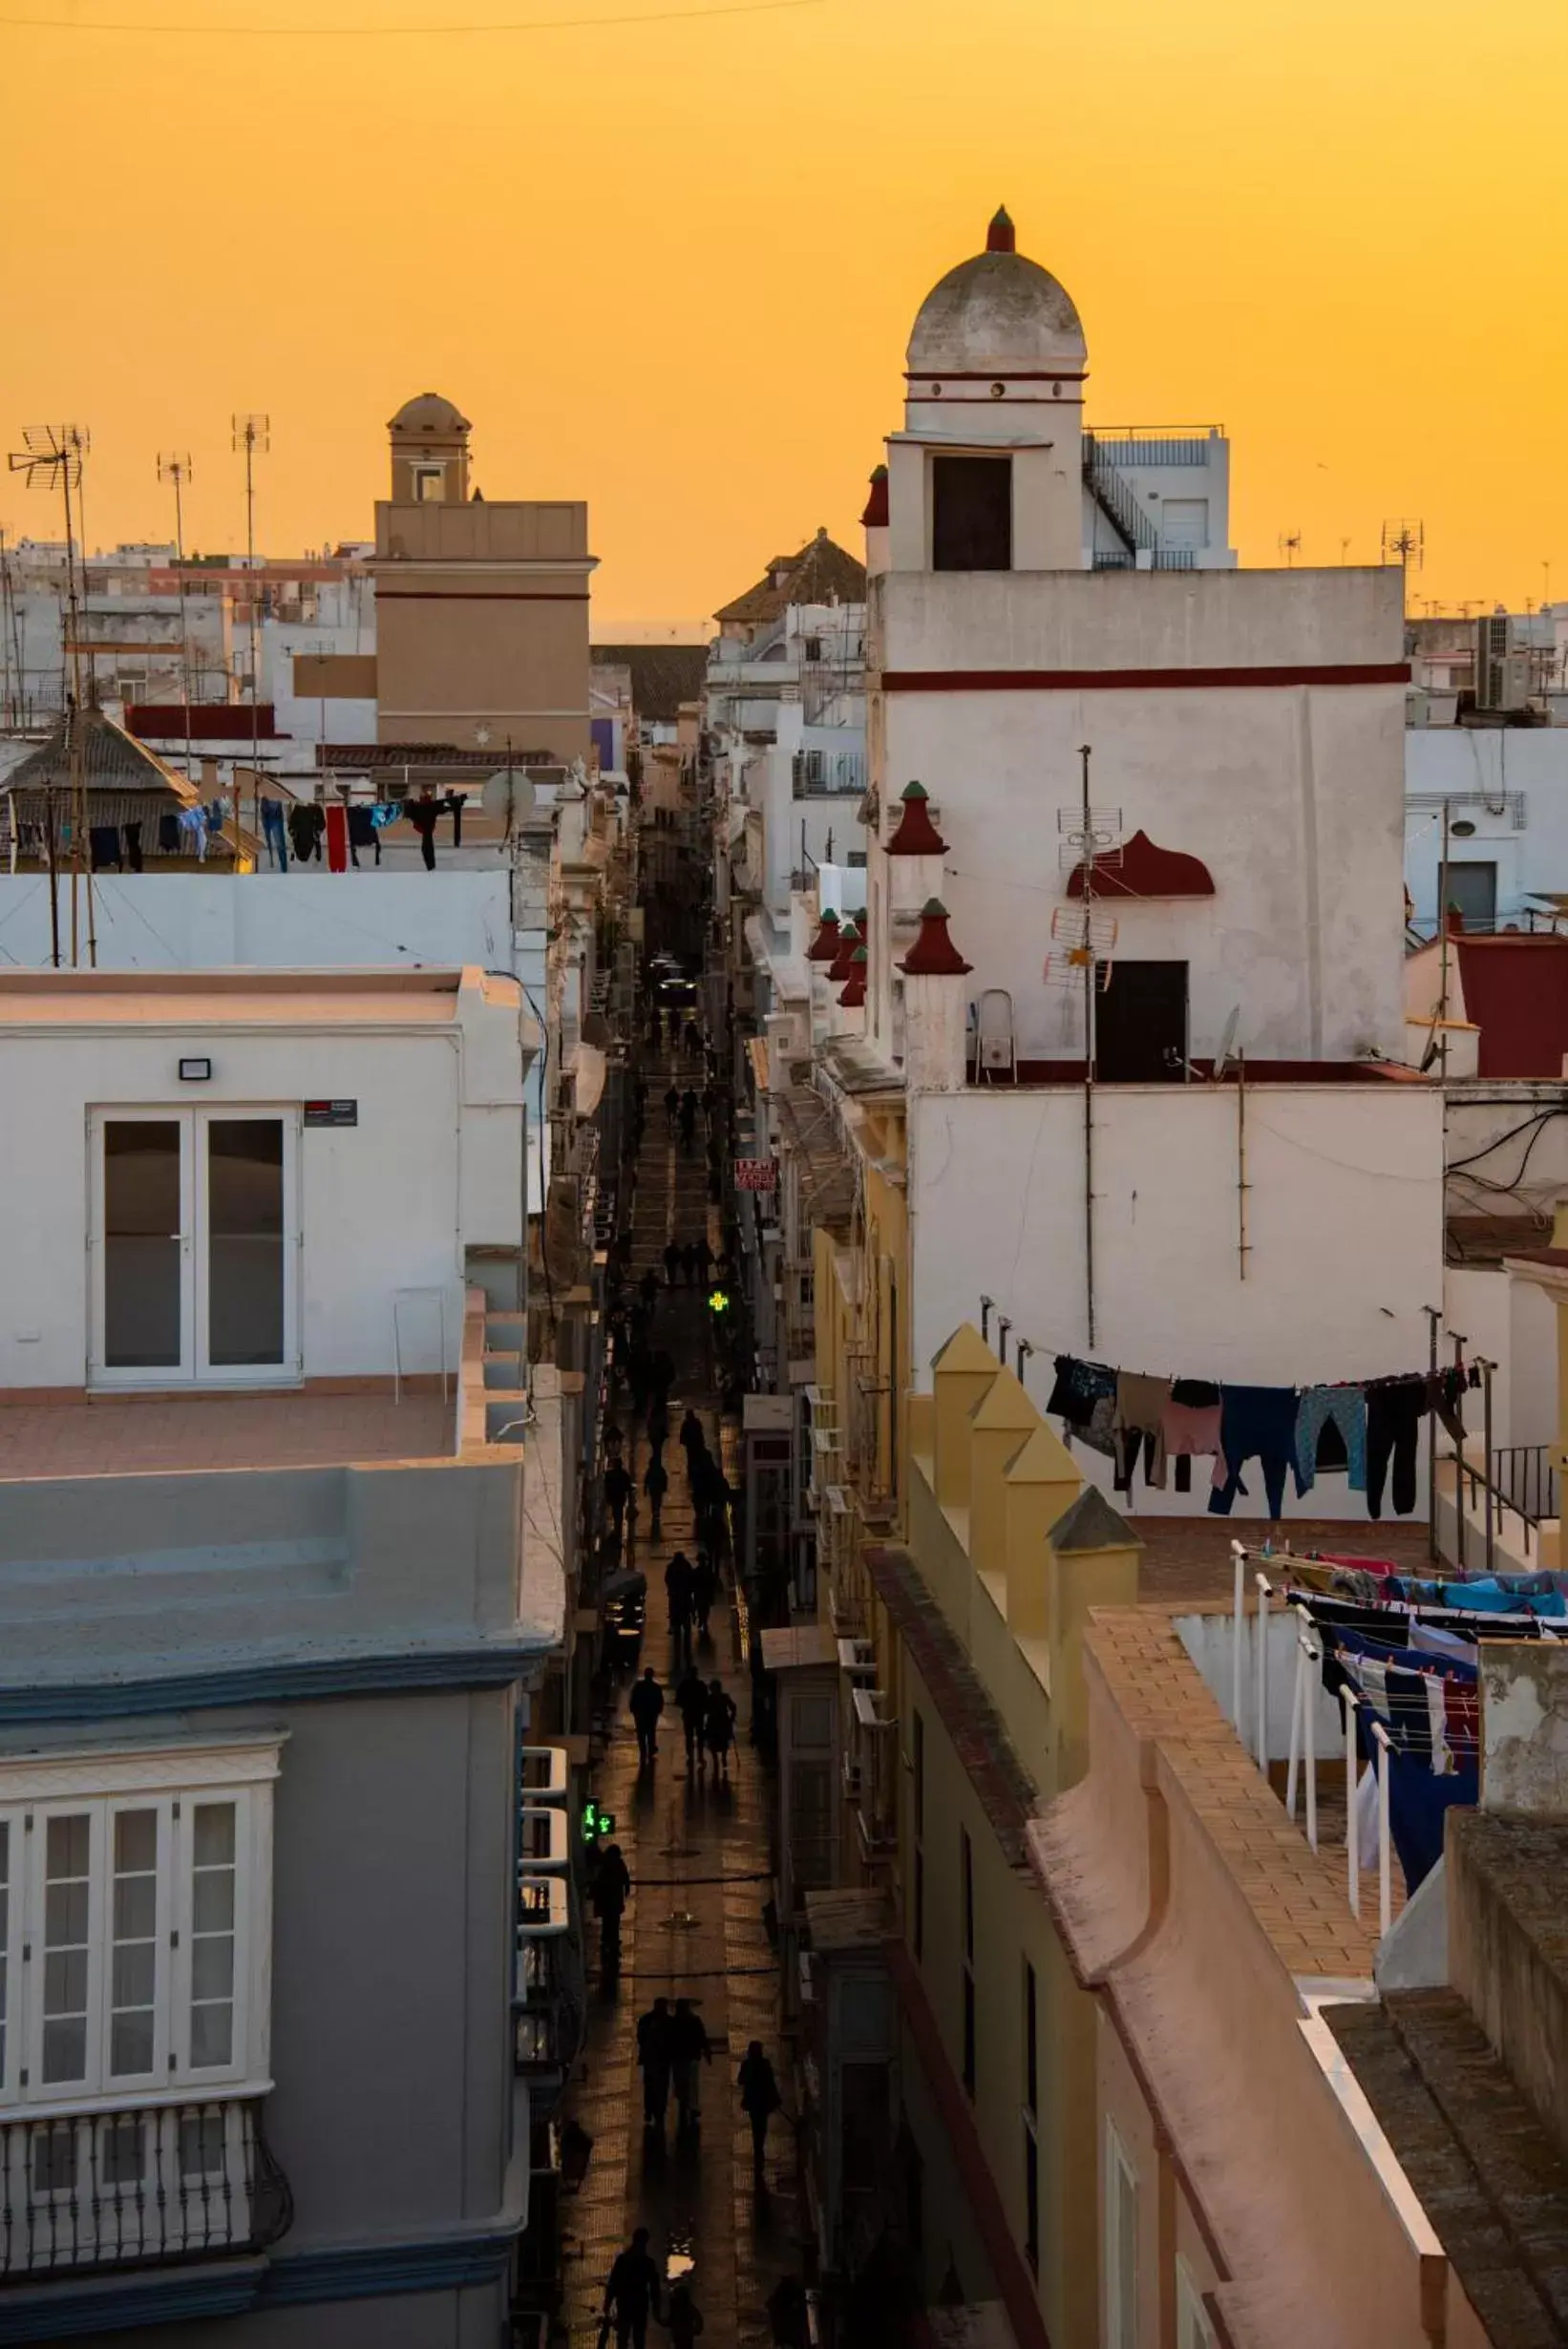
[1474,614,1533,710]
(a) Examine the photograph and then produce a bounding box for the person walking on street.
[602,2226,663,2349]
[663,1238,681,1288]
[679,1090,699,1153]
[639,1267,659,1311]
[674,1661,708,1770]
[738,2042,782,2188]
[666,2283,705,2346]
[604,1459,633,1542]
[694,1234,713,1287]
[682,1239,702,1289]
[591,1841,631,1973]
[669,1996,712,2134]
[691,1550,718,1641]
[666,1553,695,1663]
[664,1083,680,1132]
[647,1396,669,1455]
[643,1453,668,1538]
[704,1678,737,1776]
[636,1997,674,2131]
[629,1666,664,1766]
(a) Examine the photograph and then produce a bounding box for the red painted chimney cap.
[860,465,889,529]
[986,206,1015,254]
[806,906,842,962]
[885,779,948,857]
[899,898,973,978]
[828,919,862,984]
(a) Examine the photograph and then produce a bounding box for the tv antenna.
[1381,518,1425,570]
[1212,1005,1250,1280]
[159,453,197,779]
[7,424,97,967]
[233,413,270,846]
[1048,745,1117,1348]
[1278,529,1303,567]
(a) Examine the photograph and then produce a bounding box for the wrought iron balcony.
[0,2096,291,2282]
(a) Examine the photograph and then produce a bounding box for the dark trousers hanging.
[1365,1378,1427,1518]
[1208,1386,1303,1519]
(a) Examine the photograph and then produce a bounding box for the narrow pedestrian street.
[561,1026,801,2346]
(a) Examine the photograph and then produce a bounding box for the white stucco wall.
[0,996,525,1390]
[0,870,516,973]
[1405,727,1568,931]
[866,567,1408,1067]
[908,1080,1443,1519]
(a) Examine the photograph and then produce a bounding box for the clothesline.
[1047,1351,1472,1523]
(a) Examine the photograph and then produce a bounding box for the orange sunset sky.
[1,0,1564,629]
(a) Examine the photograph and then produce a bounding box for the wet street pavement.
[561,1035,800,2345]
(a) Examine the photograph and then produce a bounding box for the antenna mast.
[1381,518,1425,613]
[233,413,269,857]
[8,425,94,964]
[159,454,196,784]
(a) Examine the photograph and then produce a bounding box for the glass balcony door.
[92,1111,296,1386]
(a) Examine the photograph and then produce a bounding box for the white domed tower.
[887,208,1088,573]
[388,391,472,505]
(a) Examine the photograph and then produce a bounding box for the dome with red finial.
[906,210,1084,377]
[838,946,868,1008]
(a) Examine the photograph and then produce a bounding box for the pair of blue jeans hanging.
[1208,1385,1304,1518]
[1295,1384,1367,1493]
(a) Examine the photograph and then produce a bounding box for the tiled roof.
[591,644,709,723]
[713,529,867,630]
[1,709,197,813]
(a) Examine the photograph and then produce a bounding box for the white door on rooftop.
[90,1110,298,1388]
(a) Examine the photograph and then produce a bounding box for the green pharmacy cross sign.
[582,1798,617,1845]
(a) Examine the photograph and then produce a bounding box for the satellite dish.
[482,768,537,832]
[1214,1005,1241,1080]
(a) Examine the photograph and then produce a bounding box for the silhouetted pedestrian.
[738,2042,781,2185]
[603,2226,663,2349]
[643,1453,667,1538]
[691,1550,718,1640]
[664,1239,681,1287]
[667,2281,706,2347]
[704,1679,737,1774]
[670,1998,712,2134]
[666,1553,694,1661]
[629,1667,664,1765]
[592,1842,631,1972]
[637,1998,674,2130]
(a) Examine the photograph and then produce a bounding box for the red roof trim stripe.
[880,664,1410,693]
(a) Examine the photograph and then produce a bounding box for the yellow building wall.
[900,1641,1099,2346]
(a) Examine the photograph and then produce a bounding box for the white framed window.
[1105,2122,1138,2349]
[0,1740,281,2114]
[1176,2259,1217,2349]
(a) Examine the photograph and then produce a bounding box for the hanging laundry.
[346,804,379,867]
[1046,1357,1118,1457]
[177,805,208,861]
[1384,1741,1476,1893]
[325,803,349,874]
[370,802,399,832]
[406,797,441,871]
[286,802,325,863]
[89,826,121,872]
[1424,1678,1454,1775]
[260,797,288,871]
[158,812,181,855]
[1112,1373,1171,1492]
[443,790,466,847]
[1295,1386,1367,1494]
[1430,1367,1468,1446]
[1364,1376,1428,1518]
[1159,1379,1222,1495]
[1208,1386,1303,1520]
